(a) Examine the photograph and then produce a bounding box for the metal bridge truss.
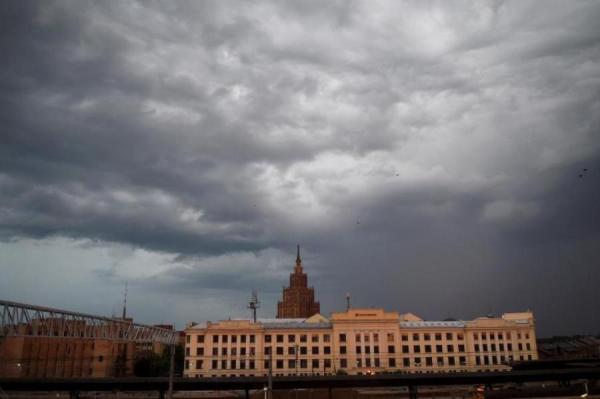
[0,300,178,345]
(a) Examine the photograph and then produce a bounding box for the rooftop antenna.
[346,292,351,311]
[122,281,128,319]
[248,290,260,323]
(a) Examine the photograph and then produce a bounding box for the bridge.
[0,299,179,344]
[1,368,600,398]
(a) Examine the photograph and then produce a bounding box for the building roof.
[400,321,466,328]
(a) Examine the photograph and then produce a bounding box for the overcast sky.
[1,1,599,337]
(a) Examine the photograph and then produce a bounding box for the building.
[184,308,538,377]
[0,319,134,378]
[276,246,320,318]
[537,336,600,360]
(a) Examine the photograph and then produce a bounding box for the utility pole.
[346,292,351,311]
[167,343,175,399]
[268,351,273,399]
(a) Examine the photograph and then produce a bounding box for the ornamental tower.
[276,245,320,318]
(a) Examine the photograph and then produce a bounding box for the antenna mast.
[122,281,128,319]
[247,290,260,323]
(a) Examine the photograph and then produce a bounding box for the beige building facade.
[184,309,538,377]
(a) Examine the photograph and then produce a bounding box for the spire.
[296,244,301,264]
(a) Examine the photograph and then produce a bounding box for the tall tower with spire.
[276,245,320,318]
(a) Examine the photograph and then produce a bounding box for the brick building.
[276,246,320,318]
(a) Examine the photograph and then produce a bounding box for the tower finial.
[122,281,128,319]
[296,244,301,263]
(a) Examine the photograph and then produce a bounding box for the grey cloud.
[1,0,599,335]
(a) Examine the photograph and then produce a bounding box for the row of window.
[186,342,533,357]
[187,330,533,345]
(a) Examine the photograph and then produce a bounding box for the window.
[414,357,421,366]
[413,345,420,353]
[446,333,453,340]
[312,346,319,355]
[356,359,362,368]
[312,359,319,369]
[356,346,362,354]
[197,348,204,356]
[213,335,219,343]
[264,360,270,369]
[312,334,319,343]
[365,358,371,367]
[276,360,283,369]
[240,360,246,369]
[476,344,483,352]
[241,335,246,343]
[365,346,370,354]
[476,356,481,366]
[265,335,272,343]
[403,358,410,367]
[324,334,331,343]
[499,343,504,351]
[339,333,347,342]
[387,333,394,342]
[222,335,228,343]
[324,346,331,354]
[276,347,284,355]
[212,360,218,369]
[364,334,370,343]
[232,335,237,343]
[249,360,255,369]
[222,348,227,356]
[402,345,409,353]
[276,334,284,343]
[300,334,307,343]
[300,347,307,355]
[300,359,307,369]
[221,360,227,369]
[507,343,513,351]
[413,333,419,341]
[435,333,442,340]
[458,344,465,352]
[425,345,431,353]
[436,344,443,353]
[241,348,246,355]
[231,360,236,369]
[264,347,271,355]
[374,345,379,354]
[288,359,296,369]
[424,333,431,341]
[288,334,295,343]
[526,343,531,351]
[340,359,347,368]
[482,333,487,340]
[517,333,522,339]
[401,334,408,341]
[490,333,495,340]
[373,334,379,343]
[186,335,191,344]
[457,333,464,340]
[459,356,466,365]
[525,333,529,339]
[448,357,456,366]
[518,343,523,351]
[425,357,433,366]
[212,348,218,356]
[250,335,255,343]
[340,346,347,354]
[506,332,511,340]
[447,345,454,353]
[185,347,190,356]
[483,344,488,351]
[250,347,255,355]
[99,355,104,362]
[491,344,496,352]
[231,348,237,356]
[356,333,361,342]
[389,358,396,367]
[288,347,295,355]
[473,333,478,340]
[437,357,444,366]
[498,333,503,340]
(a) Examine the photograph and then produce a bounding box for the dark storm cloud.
[1,1,600,334]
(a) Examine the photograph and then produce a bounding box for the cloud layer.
[1,1,599,335]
